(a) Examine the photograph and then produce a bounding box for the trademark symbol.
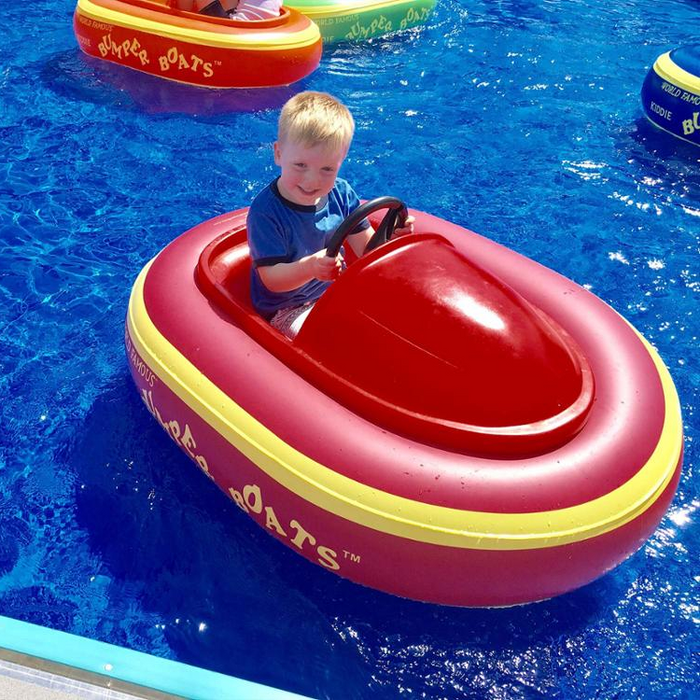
[343,550,361,563]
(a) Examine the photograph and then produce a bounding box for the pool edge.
[0,615,312,700]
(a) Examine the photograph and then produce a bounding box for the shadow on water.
[628,116,700,170]
[65,372,631,699]
[40,50,300,117]
[0,504,77,630]
[70,374,366,698]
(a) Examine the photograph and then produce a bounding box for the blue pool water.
[1,1,698,698]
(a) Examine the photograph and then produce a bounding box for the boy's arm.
[249,200,342,293]
[257,250,343,292]
[346,226,375,257]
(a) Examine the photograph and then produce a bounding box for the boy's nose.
[302,170,319,186]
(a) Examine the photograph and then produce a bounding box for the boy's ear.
[273,141,281,166]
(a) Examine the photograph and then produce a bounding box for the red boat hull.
[74,0,322,88]
[126,208,683,606]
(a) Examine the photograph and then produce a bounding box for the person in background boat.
[172,0,282,21]
[246,91,415,339]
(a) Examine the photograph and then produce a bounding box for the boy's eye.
[294,163,306,169]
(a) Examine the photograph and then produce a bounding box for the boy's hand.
[393,215,415,238]
[308,249,343,281]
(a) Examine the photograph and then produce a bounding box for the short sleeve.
[247,205,291,268]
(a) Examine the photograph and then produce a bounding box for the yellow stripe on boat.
[127,263,682,551]
[654,52,700,95]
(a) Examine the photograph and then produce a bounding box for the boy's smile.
[274,139,348,206]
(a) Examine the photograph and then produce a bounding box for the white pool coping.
[0,656,146,699]
[0,615,312,700]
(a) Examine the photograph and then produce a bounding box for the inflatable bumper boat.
[641,45,700,147]
[126,200,683,607]
[73,0,322,88]
[286,0,434,42]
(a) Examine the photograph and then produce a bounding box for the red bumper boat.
[74,0,322,89]
[125,199,683,607]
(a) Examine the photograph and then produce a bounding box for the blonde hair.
[278,91,355,152]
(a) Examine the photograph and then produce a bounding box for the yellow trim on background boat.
[654,52,700,95]
[77,0,320,50]
[127,263,682,551]
[293,0,421,18]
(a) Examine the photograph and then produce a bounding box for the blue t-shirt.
[247,177,369,318]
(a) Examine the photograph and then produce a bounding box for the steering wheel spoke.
[326,197,408,258]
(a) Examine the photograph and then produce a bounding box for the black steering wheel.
[326,196,408,258]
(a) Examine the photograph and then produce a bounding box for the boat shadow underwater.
[41,50,299,116]
[70,374,347,695]
[630,115,700,166]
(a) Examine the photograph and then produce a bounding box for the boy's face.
[274,138,348,206]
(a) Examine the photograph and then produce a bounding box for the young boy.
[246,91,413,339]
